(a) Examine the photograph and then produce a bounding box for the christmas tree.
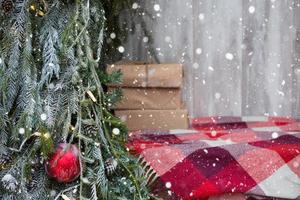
[0,0,150,199]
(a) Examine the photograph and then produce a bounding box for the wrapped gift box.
[107,63,183,88]
[110,87,181,110]
[115,109,189,131]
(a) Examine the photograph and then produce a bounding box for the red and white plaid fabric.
[127,116,300,200]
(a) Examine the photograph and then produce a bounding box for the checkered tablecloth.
[127,116,300,200]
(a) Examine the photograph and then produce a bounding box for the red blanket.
[127,116,300,200]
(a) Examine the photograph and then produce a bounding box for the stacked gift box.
[107,62,188,131]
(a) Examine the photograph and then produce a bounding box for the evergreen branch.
[8,132,41,152]
[91,183,98,200]
[0,0,151,199]
[40,26,60,85]
[54,184,80,200]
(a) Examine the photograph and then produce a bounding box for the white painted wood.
[122,0,300,117]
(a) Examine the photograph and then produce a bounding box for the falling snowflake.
[192,63,199,69]
[165,36,171,43]
[211,130,217,137]
[208,66,214,71]
[132,2,138,9]
[293,161,299,168]
[215,92,221,99]
[50,190,57,197]
[18,128,25,135]
[110,32,116,39]
[272,132,279,139]
[73,188,78,194]
[154,4,160,12]
[195,48,202,55]
[118,46,125,53]
[248,6,255,14]
[143,36,149,43]
[277,90,285,96]
[112,128,120,135]
[294,68,300,75]
[48,83,55,89]
[198,13,205,20]
[40,113,47,121]
[225,53,234,60]
[165,182,172,188]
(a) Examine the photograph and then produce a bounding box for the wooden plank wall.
[123,0,300,117]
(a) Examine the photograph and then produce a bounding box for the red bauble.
[45,143,81,183]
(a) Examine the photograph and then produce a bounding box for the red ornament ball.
[45,143,81,183]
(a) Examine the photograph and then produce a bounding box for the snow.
[208,66,214,71]
[40,113,47,121]
[154,4,160,12]
[277,90,285,97]
[112,128,120,135]
[272,132,279,139]
[165,182,172,188]
[195,48,202,55]
[211,130,217,137]
[248,6,255,14]
[293,161,299,168]
[164,36,171,43]
[50,190,57,197]
[225,53,234,60]
[18,128,25,134]
[143,36,149,43]
[118,46,125,53]
[132,3,138,9]
[198,13,205,20]
[110,32,116,39]
[215,93,221,99]
[193,63,199,69]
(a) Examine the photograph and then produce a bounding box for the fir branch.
[40,25,60,85]
[11,0,28,40]
[91,183,98,200]
[18,29,37,129]
[54,184,80,200]
[0,0,151,199]
[6,40,21,110]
